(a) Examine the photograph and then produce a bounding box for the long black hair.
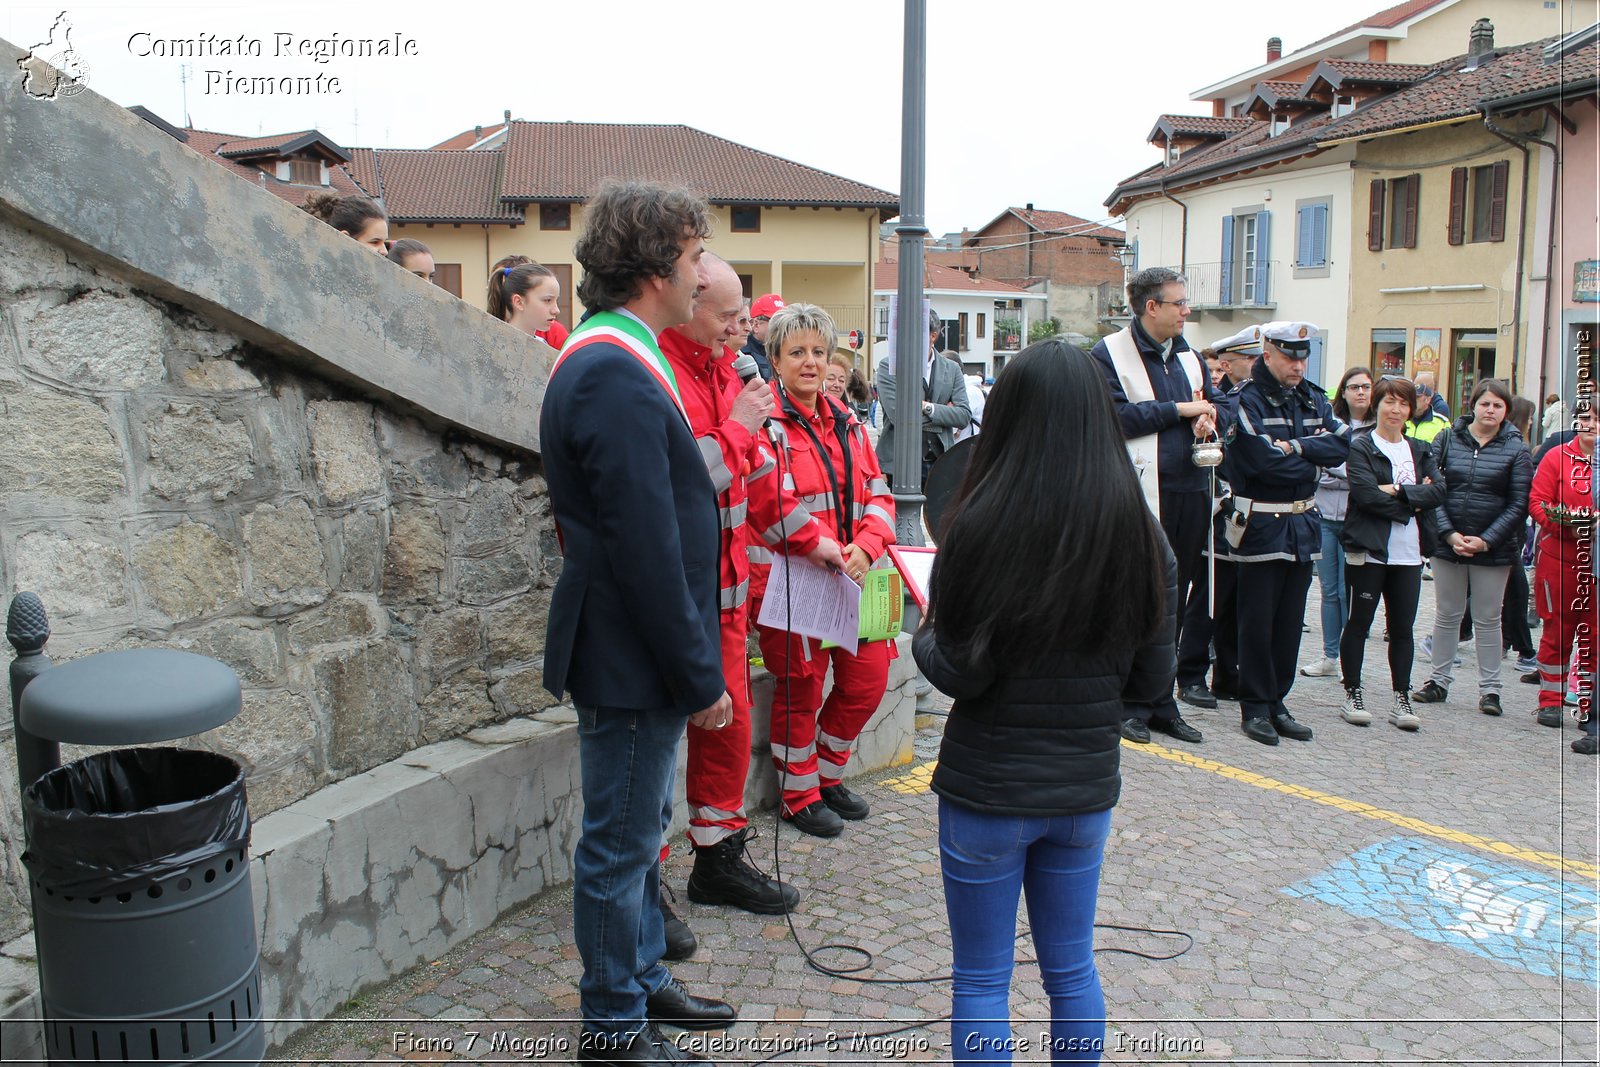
[925,338,1166,666]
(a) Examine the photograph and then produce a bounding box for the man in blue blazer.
[541,180,735,1063]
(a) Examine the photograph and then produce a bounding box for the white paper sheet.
[756,556,862,654]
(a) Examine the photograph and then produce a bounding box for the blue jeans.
[573,705,684,1036]
[940,798,1111,1064]
[1316,518,1347,659]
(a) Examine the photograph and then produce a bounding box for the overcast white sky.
[9,3,1355,235]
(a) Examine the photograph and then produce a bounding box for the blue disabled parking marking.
[1284,836,1599,985]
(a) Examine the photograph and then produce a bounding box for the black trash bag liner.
[22,748,251,896]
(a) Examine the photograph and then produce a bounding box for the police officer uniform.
[1175,326,1263,708]
[1218,322,1351,745]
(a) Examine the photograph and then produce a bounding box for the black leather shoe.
[658,882,696,961]
[1151,716,1203,743]
[1573,733,1599,755]
[1118,717,1151,743]
[1271,712,1314,741]
[783,800,844,838]
[820,783,870,820]
[579,1023,709,1064]
[1177,684,1218,710]
[1242,718,1280,745]
[646,978,737,1032]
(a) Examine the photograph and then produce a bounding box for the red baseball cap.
[751,293,786,319]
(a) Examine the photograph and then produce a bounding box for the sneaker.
[687,827,800,914]
[1390,691,1421,731]
[1411,681,1448,704]
[1341,687,1371,725]
[1573,734,1599,755]
[1515,654,1539,674]
[1479,693,1503,717]
[1300,656,1339,678]
[1537,706,1565,728]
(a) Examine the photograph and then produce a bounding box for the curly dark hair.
[574,180,712,311]
[301,191,385,235]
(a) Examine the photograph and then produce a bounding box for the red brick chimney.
[1267,37,1283,62]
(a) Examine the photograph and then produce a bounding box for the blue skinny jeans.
[1316,518,1348,659]
[940,798,1111,1064]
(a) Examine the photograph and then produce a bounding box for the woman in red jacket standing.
[1529,400,1597,753]
[750,304,896,837]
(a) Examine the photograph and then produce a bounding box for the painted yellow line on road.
[1125,738,1600,881]
[880,748,1600,881]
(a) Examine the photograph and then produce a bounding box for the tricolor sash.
[551,310,688,426]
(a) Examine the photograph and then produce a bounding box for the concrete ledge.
[0,636,916,1057]
[0,37,551,455]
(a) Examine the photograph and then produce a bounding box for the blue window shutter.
[1311,204,1327,267]
[1307,336,1325,388]
[1131,238,1139,272]
[1255,210,1271,305]
[1219,216,1234,304]
[1296,206,1313,267]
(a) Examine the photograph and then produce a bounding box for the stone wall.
[0,213,563,944]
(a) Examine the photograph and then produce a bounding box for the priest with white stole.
[1090,266,1226,745]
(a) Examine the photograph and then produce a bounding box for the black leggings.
[1341,560,1423,693]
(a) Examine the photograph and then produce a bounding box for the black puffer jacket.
[912,543,1177,818]
[1431,416,1534,566]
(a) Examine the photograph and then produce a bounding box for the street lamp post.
[892,0,928,549]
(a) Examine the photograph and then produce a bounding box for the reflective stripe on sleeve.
[699,436,735,494]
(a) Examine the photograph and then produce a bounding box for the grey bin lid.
[19,648,242,745]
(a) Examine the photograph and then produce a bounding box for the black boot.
[686,827,799,914]
[658,878,697,961]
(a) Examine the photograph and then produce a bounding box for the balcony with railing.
[1183,260,1278,311]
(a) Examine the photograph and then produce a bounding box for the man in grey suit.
[874,307,973,486]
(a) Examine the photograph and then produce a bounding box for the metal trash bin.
[16,647,264,1065]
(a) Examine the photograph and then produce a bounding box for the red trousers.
[683,608,753,848]
[755,619,891,814]
[1534,561,1597,719]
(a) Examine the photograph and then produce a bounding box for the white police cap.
[1261,321,1320,354]
[1211,325,1264,358]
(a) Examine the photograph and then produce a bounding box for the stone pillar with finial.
[6,592,59,798]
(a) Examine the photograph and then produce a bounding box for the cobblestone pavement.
[278,577,1598,1065]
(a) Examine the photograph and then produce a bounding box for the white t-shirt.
[1374,434,1421,565]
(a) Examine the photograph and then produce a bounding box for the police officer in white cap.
[1218,321,1351,745]
[1175,325,1263,709]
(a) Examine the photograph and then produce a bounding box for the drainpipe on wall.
[1482,114,1537,392]
[1492,111,1561,413]
[1159,180,1189,272]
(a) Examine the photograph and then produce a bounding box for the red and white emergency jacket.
[748,383,895,601]
[658,329,822,613]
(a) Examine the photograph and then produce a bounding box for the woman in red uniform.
[1529,400,1597,752]
[750,304,896,837]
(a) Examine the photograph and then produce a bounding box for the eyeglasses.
[1345,382,1373,391]
[1155,298,1191,308]
[755,315,772,323]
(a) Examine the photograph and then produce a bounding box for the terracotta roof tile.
[873,258,1030,294]
[1319,59,1436,83]
[360,150,521,222]
[213,130,318,155]
[500,121,897,210]
[1156,115,1258,137]
[180,127,372,207]
[430,123,506,150]
[1110,33,1583,210]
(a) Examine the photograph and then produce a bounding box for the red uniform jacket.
[1530,437,1595,619]
[658,328,821,613]
[749,383,895,601]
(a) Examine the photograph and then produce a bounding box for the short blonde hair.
[766,303,837,361]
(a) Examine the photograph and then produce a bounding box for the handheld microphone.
[731,353,775,434]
